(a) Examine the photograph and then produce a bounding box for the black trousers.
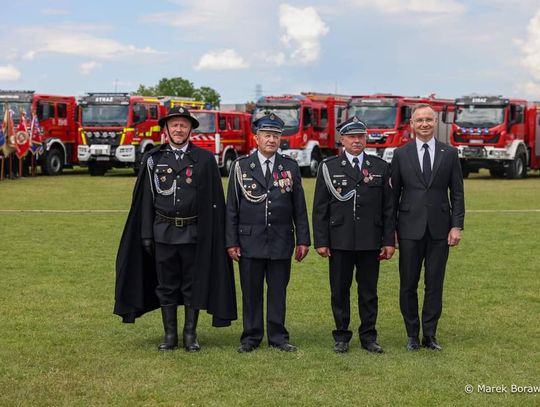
[239,257,291,346]
[329,249,380,344]
[398,231,449,337]
[154,243,196,306]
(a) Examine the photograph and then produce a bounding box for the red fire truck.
[347,94,455,163]
[187,109,252,175]
[77,93,166,175]
[0,90,78,175]
[450,95,540,178]
[252,92,349,176]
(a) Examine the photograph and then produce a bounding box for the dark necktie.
[265,159,272,186]
[352,157,360,177]
[422,143,432,184]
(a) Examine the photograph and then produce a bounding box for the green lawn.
[1,168,539,406]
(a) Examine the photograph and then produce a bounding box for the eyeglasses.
[412,118,436,124]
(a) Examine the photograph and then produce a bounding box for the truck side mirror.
[399,106,411,126]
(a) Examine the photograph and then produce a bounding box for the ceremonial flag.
[29,113,43,156]
[15,110,30,159]
[2,106,15,156]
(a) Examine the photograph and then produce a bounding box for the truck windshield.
[252,107,300,130]
[455,106,504,128]
[81,104,128,126]
[349,106,397,129]
[191,112,215,133]
[0,102,32,124]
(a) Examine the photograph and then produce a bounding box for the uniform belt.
[155,212,198,227]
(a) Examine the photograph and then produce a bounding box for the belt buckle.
[175,218,184,227]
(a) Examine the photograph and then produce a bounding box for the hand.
[295,245,309,262]
[227,247,241,262]
[142,239,154,256]
[379,246,395,261]
[316,247,331,258]
[448,227,462,247]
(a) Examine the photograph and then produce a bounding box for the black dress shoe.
[361,341,384,353]
[422,336,442,351]
[237,343,257,353]
[270,342,297,352]
[333,341,349,353]
[407,336,421,351]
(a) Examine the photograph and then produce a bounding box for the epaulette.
[237,154,250,160]
[280,153,296,161]
[364,153,385,162]
[322,155,339,163]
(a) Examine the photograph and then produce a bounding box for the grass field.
[1,168,539,406]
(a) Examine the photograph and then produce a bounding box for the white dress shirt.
[345,150,364,168]
[416,137,435,171]
[258,151,276,176]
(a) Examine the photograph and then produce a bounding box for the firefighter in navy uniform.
[226,114,310,353]
[114,106,237,352]
[312,116,395,353]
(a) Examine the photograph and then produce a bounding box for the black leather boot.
[158,305,178,351]
[183,307,201,352]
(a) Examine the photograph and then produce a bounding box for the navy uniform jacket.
[226,151,311,260]
[141,144,198,244]
[312,153,394,251]
[390,139,465,240]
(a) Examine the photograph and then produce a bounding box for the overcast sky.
[1,0,540,103]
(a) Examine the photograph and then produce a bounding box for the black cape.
[114,144,237,327]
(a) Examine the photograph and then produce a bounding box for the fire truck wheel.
[506,151,527,179]
[220,151,237,177]
[89,163,107,176]
[301,154,321,178]
[42,148,64,176]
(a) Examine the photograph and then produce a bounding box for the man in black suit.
[312,116,395,353]
[391,103,465,351]
[115,106,237,352]
[226,113,310,353]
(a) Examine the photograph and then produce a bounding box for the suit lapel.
[429,140,446,187]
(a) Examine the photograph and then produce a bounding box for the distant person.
[226,113,310,353]
[114,106,237,351]
[312,116,395,353]
[391,103,465,351]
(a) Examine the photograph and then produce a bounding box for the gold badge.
[336,187,342,193]
[160,176,167,182]
[364,177,370,183]
[186,178,192,184]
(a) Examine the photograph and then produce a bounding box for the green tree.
[134,77,221,108]
[193,86,221,109]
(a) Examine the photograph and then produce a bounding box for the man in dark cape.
[114,106,237,351]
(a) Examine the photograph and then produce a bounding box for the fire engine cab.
[77,93,166,175]
[252,92,349,176]
[450,95,540,178]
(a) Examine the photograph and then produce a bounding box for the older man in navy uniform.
[114,106,237,352]
[226,113,310,353]
[312,116,395,353]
